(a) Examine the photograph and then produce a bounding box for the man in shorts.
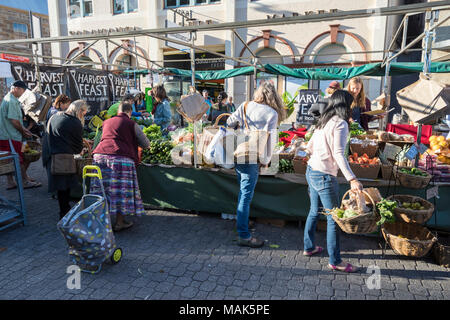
[0,80,39,189]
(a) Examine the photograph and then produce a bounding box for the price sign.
[296,89,320,125]
[405,145,418,160]
[383,143,402,160]
[426,186,439,200]
[418,143,428,155]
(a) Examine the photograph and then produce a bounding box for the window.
[314,43,349,64]
[13,23,28,35]
[69,0,93,18]
[165,0,221,8]
[115,54,134,71]
[113,0,138,14]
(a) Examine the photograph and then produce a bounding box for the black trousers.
[57,188,71,219]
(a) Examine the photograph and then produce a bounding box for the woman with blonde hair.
[47,99,88,219]
[226,81,285,248]
[346,77,374,131]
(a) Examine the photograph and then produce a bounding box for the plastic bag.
[205,127,234,169]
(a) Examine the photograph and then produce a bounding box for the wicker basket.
[394,166,432,189]
[23,140,42,163]
[381,221,437,257]
[293,157,307,174]
[381,164,394,180]
[279,153,295,160]
[350,142,379,158]
[433,242,450,268]
[75,157,93,176]
[387,194,434,224]
[349,162,381,179]
[327,190,379,234]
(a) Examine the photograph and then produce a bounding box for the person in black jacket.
[47,100,87,219]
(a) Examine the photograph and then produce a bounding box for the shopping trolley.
[57,165,122,274]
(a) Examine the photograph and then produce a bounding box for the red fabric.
[93,113,139,165]
[386,123,433,145]
[0,140,23,164]
[280,128,307,147]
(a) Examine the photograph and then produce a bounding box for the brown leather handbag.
[51,153,76,175]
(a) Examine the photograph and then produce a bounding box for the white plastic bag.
[205,127,234,169]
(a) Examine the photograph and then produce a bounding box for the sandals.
[113,220,134,232]
[328,263,359,273]
[303,246,324,256]
[23,181,42,189]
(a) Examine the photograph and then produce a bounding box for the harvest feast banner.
[10,62,137,120]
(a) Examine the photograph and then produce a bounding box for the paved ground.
[0,161,449,300]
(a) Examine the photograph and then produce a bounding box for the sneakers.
[237,236,264,248]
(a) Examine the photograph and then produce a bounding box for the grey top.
[227,101,279,163]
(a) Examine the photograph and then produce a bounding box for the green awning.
[156,61,450,81]
[164,66,255,80]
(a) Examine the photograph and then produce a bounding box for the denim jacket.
[153,99,172,130]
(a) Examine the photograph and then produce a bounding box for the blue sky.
[0,0,48,15]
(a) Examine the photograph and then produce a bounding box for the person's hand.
[350,179,363,193]
[22,128,32,138]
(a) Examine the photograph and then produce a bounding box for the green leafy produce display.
[399,167,428,177]
[349,122,366,137]
[136,118,153,127]
[279,132,289,139]
[333,208,359,219]
[279,159,294,173]
[143,124,162,141]
[141,140,174,165]
[376,198,397,226]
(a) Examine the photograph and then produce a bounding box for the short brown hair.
[152,85,169,102]
[54,94,71,110]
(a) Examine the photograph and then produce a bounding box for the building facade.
[0,5,51,98]
[46,0,448,120]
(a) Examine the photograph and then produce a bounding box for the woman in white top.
[227,82,285,248]
[304,90,363,273]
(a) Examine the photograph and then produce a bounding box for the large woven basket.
[75,157,93,176]
[350,142,379,159]
[433,242,450,268]
[394,166,432,189]
[381,221,437,257]
[328,190,379,234]
[381,164,394,180]
[387,194,434,224]
[23,140,42,163]
[349,162,381,180]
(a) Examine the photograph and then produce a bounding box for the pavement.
[0,160,449,300]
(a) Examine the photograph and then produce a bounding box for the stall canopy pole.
[63,40,98,65]
[191,31,199,169]
[33,44,41,92]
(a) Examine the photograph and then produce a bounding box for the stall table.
[137,164,450,232]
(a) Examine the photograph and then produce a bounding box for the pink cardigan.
[306,116,356,181]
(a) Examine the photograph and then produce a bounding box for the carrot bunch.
[348,153,380,166]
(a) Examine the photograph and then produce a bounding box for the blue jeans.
[235,164,259,239]
[304,166,342,266]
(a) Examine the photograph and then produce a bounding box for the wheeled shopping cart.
[57,165,122,273]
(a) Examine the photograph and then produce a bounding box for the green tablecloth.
[137,165,450,232]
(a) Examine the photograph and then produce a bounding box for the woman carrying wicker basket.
[304,90,363,273]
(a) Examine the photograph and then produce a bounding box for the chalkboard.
[296,89,320,125]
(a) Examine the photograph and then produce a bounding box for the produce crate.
[350,142,379,159]
[0,152,14,176]
[349,163,381,179]
[23,141,42,163]
[293,157,307,174]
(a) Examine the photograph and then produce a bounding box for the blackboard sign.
[296,89,320,125]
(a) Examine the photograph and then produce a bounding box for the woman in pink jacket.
[304,90,363,273]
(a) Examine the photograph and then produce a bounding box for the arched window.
[115,54,135,71]
[255,47,283,65]
[314,43,349,64]
[74,55,94,69]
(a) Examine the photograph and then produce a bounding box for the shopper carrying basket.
[304,90,363,273]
